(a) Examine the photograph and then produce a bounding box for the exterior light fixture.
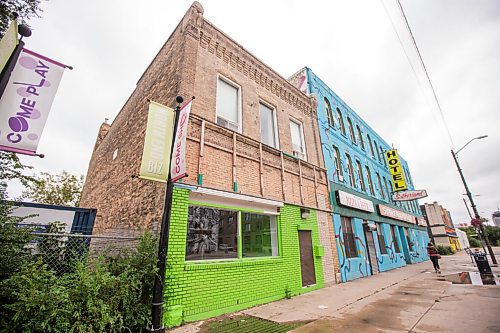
[300,208,310,219]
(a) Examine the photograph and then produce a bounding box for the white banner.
[171,99,193,182]
[392,190,428,201]
[337,190,375,213]
[0,48,65,155]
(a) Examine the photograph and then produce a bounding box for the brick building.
[421,202,460,251]
[289,68,430,282]
[80,2,338,325]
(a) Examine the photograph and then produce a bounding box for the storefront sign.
[336,190,375,213]
[171,98,193,182]
[378,204,415,223]
[0,49,66,155]
[139,101,175,182]
[385,149,407,192]
[392,189,428,201]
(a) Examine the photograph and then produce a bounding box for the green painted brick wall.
[163,188,324,324]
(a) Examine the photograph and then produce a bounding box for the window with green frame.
[185,205,278,261]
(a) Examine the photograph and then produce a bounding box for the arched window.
[367,134,375,157]
[345,153,355,187]
[324,98,335,128]
[347,117,356,144]
[386,179,393,201]
[374,142,381,162]
[336,107,346,135]
[365,166,375,196]
[356,125,365,150]
[356,160,366,191]
[383,176,391,202]
[376,172,385,200]
[332,145,343,181]
[380,145,386,166]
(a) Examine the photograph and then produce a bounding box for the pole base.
[145,327,165,333]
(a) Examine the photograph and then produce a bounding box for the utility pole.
[451,149,497,265]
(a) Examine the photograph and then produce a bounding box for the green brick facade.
[163,188,324,325]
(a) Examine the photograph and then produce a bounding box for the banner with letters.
[0,48,66,155]
[385,149,407,192]
[171,98,193,182]
[139,101,175,182]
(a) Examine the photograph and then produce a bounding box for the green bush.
[436,245,454,255]
[469,238,482,248]
[0,232,158,332]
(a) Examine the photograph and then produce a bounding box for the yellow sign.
[139,101,175,182]
[0,20,19,73]
[385,149,407,192]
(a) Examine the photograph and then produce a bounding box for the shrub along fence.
[0,220,158,333]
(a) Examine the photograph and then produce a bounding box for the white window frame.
[289,117,307,161]
[216,74,242,133]
[259,100,280,149]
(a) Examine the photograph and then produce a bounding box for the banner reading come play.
[0,48,66,155]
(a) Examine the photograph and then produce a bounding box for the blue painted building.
[290,68,429,282]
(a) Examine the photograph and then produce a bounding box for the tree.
[0,0,44,38]
[23,171,84,206]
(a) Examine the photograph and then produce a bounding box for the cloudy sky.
[8,0,500,225]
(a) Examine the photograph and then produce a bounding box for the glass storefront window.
[186,206,238,260]
[242,213,278,257]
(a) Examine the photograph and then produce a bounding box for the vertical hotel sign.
[139,101,175,182]
[385,149,407,192]
[0,49,66,155]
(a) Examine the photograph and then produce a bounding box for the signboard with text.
[171,99,193,182]
[336,190,375,213]
[392,189,428,201]
[385,149,407,192]
[377,204,415,224]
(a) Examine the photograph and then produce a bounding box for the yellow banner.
[0,20,18,73]
[385,149,407,192]
[139,101,175,182]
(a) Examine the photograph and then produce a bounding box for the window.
[345,153,355,187]
[380,146,386,166]
[367,134,375,157]
[365,166,375,195]
[333,146,344,182]
[341,216,357,258]
[377,224,387,255]
[391,225,400,253]
[374,142,381,162]
[376,172,385,200]
[216,77,241,132]
[356,125,365,150]
[386,179,393,202]
[404,228,413,251]
[336,107,346,135]
[324,98,335,128]
[356,160,366,192]
[382,176,390,202]
[186,206,278,261]
[290,119,307,160]
[259,102,278,148]
[186,206,238,260]
[242,212,278,257]
[347,117,356,144]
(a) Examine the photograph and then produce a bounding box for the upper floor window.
[386,179,393,202]
[347,117,356,144]
[356,160,366,192]
[336,107,346,135]
[374,142,381,162]
[259,102,278,148]
[324,98,335,128]
[382,176,391,201]
[380,146,387,166]
[216,76,241,132]
[367,134,375,157]
[356,125,365,150]
[333,146,344,182]
[290,119,307,161]
[345,153,355,187]
[376,172,385,200]
[365,166,375,196]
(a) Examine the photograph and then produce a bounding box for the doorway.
[298,230,316,287]
[364,228,379,275]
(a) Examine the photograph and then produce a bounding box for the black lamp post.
[451,135,497,265]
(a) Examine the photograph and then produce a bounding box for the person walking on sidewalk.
[427,242,441,274]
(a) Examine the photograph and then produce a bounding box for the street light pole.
[451,136,497,264]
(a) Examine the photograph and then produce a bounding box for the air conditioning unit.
[217,117,239,132]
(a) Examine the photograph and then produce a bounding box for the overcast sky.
[8,0,500,226]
